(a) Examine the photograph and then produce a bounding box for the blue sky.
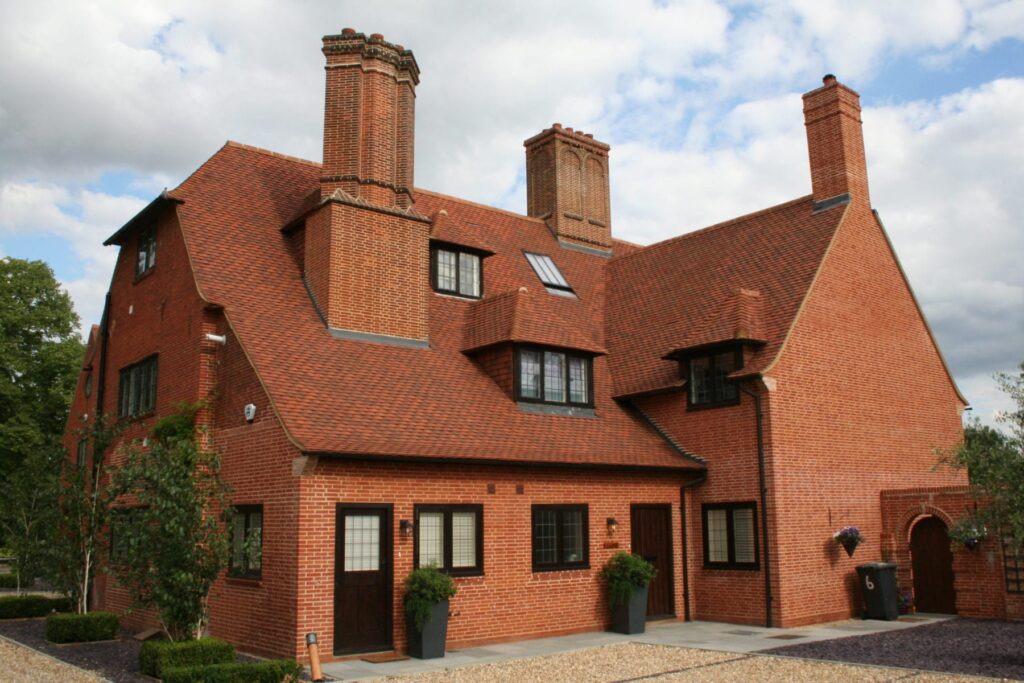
[0,0,1022,424]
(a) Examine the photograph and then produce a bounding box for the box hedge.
[45,611,119,643]
[161,660,303,683]
[139,637,235,678]
[0,573,19,589]
[0,595,73,619]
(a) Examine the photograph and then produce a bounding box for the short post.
[306,632,324,682]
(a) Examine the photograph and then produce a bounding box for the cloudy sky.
[1,0,1021,423]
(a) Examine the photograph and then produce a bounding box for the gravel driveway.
[366,642,1010,682]
[0,635,105,683]
[0,618,147,683]
[766,618,1024,681]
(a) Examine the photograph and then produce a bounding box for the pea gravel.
[0,635,106,683]
[368,642,1009,683]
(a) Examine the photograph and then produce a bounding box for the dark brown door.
[910,516,956,614]
[631,505,675,619]
[334,506,392,655]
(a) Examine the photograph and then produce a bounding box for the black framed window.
[84,372,93,398]
[702,502,758,570]
[515,346,593,407]
[524,251,575,297]
[136,227,157,277]
[689,349,741,408]
[109,507,145,564]
[76,440,87,468]
[532,504,588,571]
[414,504,483,576]
[431,246,482,298]
[1004,539,1023,594]
[118,355,158,418]
[229,505,263,579]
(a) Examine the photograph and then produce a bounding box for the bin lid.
[855,562,896,570]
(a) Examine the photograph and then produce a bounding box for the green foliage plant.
[0,572,18,589]
[108,402,233,640]
[45,611,119,643]
[0,595,73,619]
[139,637,235,678]
[0,446,61,593]
[404,566,457,631]
[161,660,303,683]
[600,552,656,608]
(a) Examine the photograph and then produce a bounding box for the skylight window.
[524,252,575,297]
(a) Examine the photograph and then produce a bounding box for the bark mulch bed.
[0,618,265,683]
[765,618,1024,681]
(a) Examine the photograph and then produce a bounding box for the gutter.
[738,382,773,628]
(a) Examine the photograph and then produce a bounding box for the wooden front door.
[910,516,956,614]
[631,505,675,619]
[334,506,392,655]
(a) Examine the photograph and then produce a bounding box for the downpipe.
[738,382,773,628]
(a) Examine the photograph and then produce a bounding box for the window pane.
[561,510,584,563]
[519,350,541,399]
[232,514,246,570]
[534,510,557,565]
[147,359,158,412]
[436,249,457,292]
[544,351,566,403]
[147,232,156,269]
[137,242,148,274]
[451,512,477,568]
[568,356,588,404]
[707,509,729,563]
[525,252,571,289]
[247,510,263,571]
[458,253,480,297]
[418,512,444,568]
[732,508,755,564]
[714,352,737,401]
[344,515,380,571]
[691,356,712,404]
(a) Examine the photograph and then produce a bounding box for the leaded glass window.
[414,505,483,575]
[532,505,588,571]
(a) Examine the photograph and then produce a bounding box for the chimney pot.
[341,27,356,35]
[823,74,837,85]
[370,33,384,40]
[552,123,562,129]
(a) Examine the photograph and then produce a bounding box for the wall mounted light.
[606,517,618,534]
[400,519,413,537]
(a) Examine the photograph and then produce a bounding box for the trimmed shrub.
[139,637,235,678]
[404,566,457,631]
[600,552,656,607]
[46,611,119,643]
[0,595,73,619]
[162,660,303,683]
[0,573,19,589]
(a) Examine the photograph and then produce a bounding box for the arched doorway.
[910,516,956,614]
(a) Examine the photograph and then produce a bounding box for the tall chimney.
[525,125,612,253]
[321,29,419,208]
[802,75,870,206]
[304,30,430,346]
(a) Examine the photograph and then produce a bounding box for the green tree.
[0,257,82,482]
[0,445,61,592]
[51,418,120,613]
[107,403,233,640]
[941,363,1024,550]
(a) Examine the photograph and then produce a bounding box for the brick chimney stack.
[803,75,870,206]
[321,29,419,208]
[304,30,430,346]
[524,125,612,253]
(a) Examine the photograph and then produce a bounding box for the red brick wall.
[880,486,1023,621]
[292,459,688,661]
[766,202,966,626]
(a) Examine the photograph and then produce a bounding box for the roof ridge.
[415,188,546,224]
[611,194,814,264]
[224,140,322,168]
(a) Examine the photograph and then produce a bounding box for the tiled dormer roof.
[169,142,701,471]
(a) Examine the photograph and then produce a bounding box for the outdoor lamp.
[607,517,618,534]
[400,519,413,537]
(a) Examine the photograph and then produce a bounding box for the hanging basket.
[841,538,859,557]
[964,538,981,551]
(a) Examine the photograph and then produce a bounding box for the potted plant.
[404,566,457,659]
[833,526,864,557]
[600,552,655,635]
[948,518,988,550]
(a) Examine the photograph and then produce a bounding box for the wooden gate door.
[334,506,392,655]
[910,516,956,614]
[631,505,675,619]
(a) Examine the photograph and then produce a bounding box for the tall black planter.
[406,599,449,659]
[610,585,648,635]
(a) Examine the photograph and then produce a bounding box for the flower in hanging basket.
[947,518,988,551]
[833,526,864,557]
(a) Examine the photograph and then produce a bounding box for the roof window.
[524,252,574,297]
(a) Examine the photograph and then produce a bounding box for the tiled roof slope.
[172,142,700,470]
[462,287,606,354]
[606,198,846,398]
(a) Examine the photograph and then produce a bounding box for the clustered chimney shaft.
[803,74,871,206]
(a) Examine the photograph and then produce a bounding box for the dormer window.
[432,245,482,298]
[136,227,157,278]
[689,349,740,408]
[524,252,575,297]
[515,346,593,407]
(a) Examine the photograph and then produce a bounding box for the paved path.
[322,614,961,681]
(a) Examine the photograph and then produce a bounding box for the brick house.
[63,29,1021,662]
